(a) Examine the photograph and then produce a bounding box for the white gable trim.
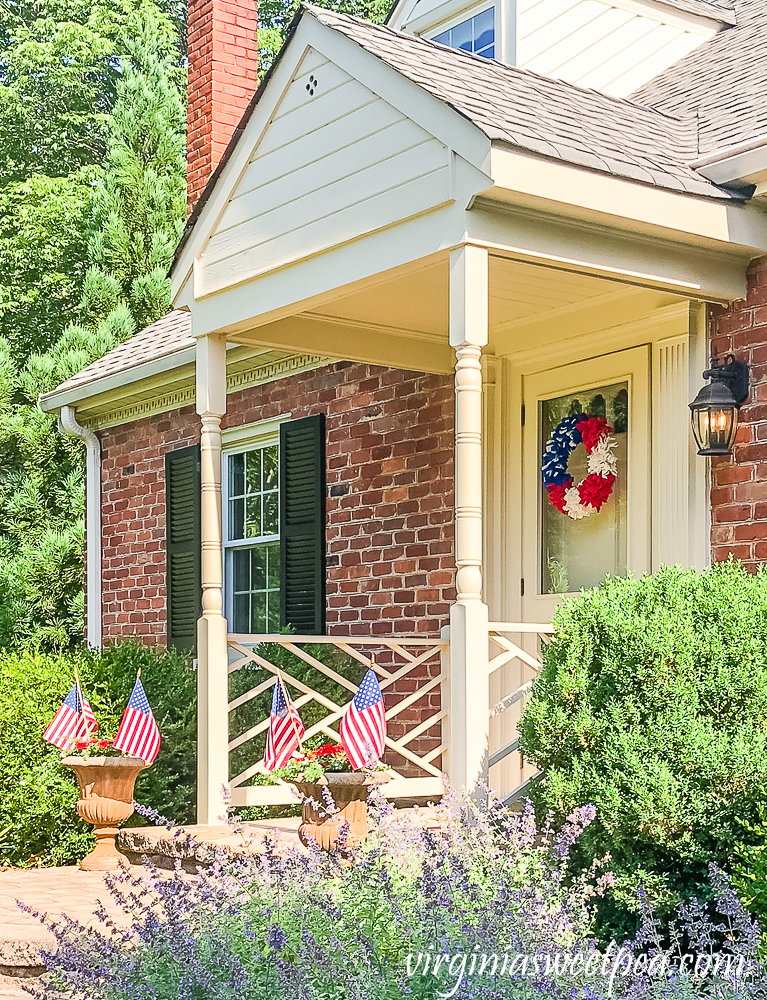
[171,10,491,304]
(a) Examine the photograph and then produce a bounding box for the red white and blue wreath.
[541,414,618,520]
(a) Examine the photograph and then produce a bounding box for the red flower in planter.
[313,744,347,759]
[73,736,113,751]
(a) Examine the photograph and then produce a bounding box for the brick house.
[41,0,767,820]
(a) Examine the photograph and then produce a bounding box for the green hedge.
[518,562,767,933]
[0,642,196,867]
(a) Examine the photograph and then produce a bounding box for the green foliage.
[0,169,94,359]
[518,562,767,935]
[0,2,187,648]
[258,0,390,75]
[0,641,196,867]
[733,804,767,929]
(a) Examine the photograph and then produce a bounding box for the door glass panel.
[540,382,628,595]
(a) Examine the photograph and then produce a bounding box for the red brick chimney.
[187,0,259,211]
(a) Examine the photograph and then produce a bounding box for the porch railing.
[226,634,448,807]
[487,623,554,804]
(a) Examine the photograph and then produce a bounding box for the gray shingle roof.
[632,0,767,157]
[660,0,735,22]
[41,310,192,402]
[309,7,734,200]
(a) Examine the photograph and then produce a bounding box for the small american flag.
[264,678,305,771]
[339,668,387,770]
[112,677,161,763]
[43,684,97,750]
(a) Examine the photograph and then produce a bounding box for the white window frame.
[221,414,291,633]
[422,2,498,57]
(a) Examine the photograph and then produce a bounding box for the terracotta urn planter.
[291,771,391,851]
[62,756,148,871]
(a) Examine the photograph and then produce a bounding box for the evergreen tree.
[0,7,187,648]
[258,0,390,76]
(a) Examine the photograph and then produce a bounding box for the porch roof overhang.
[40,5,767,423]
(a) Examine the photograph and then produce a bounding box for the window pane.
[229,453,245,498]
[263,493,278,535]
[263,445,278,491]
[233,591,250,633]
[229,497,244,541]
[245,449,262,494]
[474,7,493,49]
[432,27,451,44]
[245,495,261,538]
[233,547,250,591]
[267,542,280,590]
[249,593,265,633]
[251,544,266,585]
[452,17,472,50]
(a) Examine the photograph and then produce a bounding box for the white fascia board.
[466,200,750,302]
[171,10,491,306]
[607,0,724,33]
[487,146,767,253]
[402,0,490,35]
[39,345,196,413]
[387,0,414,27]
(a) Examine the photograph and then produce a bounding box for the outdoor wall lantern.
[689,354,749,456]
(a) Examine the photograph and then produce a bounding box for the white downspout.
[60,405,102,649]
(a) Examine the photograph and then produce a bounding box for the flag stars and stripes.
[112,678,161,764]
[339,668,387,770]
[264,679,305,771]
[43,684,96,751]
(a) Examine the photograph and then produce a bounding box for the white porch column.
[447,245,490,791]
[196,333,229,824]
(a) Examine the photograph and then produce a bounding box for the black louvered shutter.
[280,415,326,634]
[165,445,202,651]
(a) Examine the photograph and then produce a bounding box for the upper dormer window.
[430,7,495,59]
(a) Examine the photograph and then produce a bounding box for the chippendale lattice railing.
[226,634,448,807]
[487,623,554,804]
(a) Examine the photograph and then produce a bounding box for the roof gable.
[196,45,458,298]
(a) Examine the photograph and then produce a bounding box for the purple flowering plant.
[24,790,765,1000]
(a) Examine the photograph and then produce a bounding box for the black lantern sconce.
[689,354,749,456]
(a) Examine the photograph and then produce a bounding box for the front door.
[522,347,651,623]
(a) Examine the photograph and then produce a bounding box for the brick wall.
[709,254,767,571]
[187,0,258,210]
[98,362,456,643]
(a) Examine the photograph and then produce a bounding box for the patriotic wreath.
[541,413,618,520]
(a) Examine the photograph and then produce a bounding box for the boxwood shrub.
[518,561,767,933]
[0,641,196,867]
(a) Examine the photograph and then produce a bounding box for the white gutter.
[60,405,102,650]
[692,137,767,191]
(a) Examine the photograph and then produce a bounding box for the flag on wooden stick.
[113,675,161,763]
[264,675,305,771]
[43,683,97,750]
[339,666,387,769]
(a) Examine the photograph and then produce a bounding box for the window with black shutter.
[165,445,201,651]
[279,414,326,634]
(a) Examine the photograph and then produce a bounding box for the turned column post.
[196,332,229,824]
[446,245,490,791]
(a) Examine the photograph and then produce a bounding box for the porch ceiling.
[226,254,684,372]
